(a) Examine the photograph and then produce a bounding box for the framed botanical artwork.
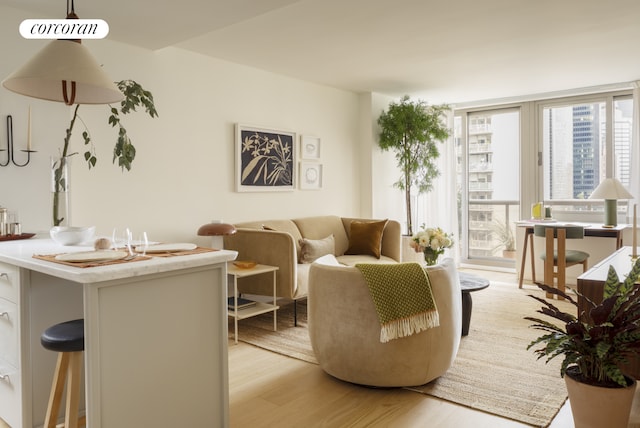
[300,135,321,160]
[299,162,323,190]
[236,124,296,192]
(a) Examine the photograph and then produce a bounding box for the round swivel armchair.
[308,256,461,387]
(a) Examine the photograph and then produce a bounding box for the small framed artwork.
[236,124,296,192]
[300,135,321,160]
[299,162,323,190]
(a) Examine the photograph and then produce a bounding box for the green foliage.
[525,258,640,387]
[377,95,450,235]
[52,80,158,225]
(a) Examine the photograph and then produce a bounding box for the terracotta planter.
[564,369,636,428]
[502,249,516,259]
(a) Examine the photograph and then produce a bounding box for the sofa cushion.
[345,219,388,258]
[293,216,349,255]
[299,235,335,263]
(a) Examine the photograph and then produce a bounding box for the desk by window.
[516,221,626,288]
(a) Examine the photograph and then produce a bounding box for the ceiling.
[3,0,640,104]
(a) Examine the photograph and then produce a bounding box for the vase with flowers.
[409,226,454,265]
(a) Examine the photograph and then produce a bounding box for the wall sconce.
[589,178,634,227]
[1,115,36,167]
[197,221,237,249]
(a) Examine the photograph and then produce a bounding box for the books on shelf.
[228,297,257,310]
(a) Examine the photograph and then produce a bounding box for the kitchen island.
[0,237,237,428]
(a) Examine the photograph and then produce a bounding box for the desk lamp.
[589,178,633,227]
[197,221,236,249]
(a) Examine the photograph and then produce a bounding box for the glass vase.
[423,248,440,266]
[51,156,70,227]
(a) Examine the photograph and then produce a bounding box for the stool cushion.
[41,319,85,353]
[540,250,590,264]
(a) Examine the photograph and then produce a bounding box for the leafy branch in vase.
[52,80,158,226]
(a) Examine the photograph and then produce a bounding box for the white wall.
[0,6,369,244]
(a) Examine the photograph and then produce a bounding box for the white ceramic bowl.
[50,226,96,246]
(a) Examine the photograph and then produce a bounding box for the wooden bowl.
[233,260,257,269]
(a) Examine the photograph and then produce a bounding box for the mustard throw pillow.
[345,219,388,258]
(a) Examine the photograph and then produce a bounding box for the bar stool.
[41,319,86,428]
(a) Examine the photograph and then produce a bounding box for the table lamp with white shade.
[589,178,634,227]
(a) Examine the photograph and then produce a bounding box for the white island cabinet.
[0,238,236,428]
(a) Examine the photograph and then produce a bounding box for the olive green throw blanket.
[355,263,439,343]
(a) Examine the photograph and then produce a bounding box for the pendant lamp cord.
[66,0,78,19]
[62,0,78,105]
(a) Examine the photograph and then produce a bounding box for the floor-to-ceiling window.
[454,89,634,267]
[456,108,520,265]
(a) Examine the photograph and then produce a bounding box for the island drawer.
[0,358,19,428]
[0,298,18,367]
[0,262,19,303]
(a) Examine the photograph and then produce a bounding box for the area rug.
[229,281,572,427]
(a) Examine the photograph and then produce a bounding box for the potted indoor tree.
[377,95,450,236]
[52,80,158,226]
[490,220,516,258]
[525,259,640,428]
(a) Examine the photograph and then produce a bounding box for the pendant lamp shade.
[2,39,123,105]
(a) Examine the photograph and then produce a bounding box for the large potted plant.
[525,259,640,428]
[377,95,450,236]
[52,80,158,226]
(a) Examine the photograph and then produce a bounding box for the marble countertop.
[0,236,238,284]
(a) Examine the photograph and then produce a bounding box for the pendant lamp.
[1,1,123,105]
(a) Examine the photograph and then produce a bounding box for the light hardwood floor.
[228,267,576,428]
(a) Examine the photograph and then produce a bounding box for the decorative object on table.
[93,238,112,250]
[235,124,296,192]
[197,221,237,249]
[588,177,633,227]
[300,135,321,160]
[1,1,158,227]
[531,202,543,220]
[1,114,36,167]
[377,95,450,235]
[233,261,257,269]
[409,226,453,266]
[525,258,640,428]
[299,161,323,190]
[50,225,95,246]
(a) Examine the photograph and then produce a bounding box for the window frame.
[534,90,633,222]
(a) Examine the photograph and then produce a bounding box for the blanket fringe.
[380,310,440,343]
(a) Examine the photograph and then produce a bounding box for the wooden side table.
[227,263,279,344]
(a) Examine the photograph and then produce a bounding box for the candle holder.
[0,115,36,167]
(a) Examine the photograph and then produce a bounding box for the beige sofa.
[223,215,401,306]
[308,256,461,387]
